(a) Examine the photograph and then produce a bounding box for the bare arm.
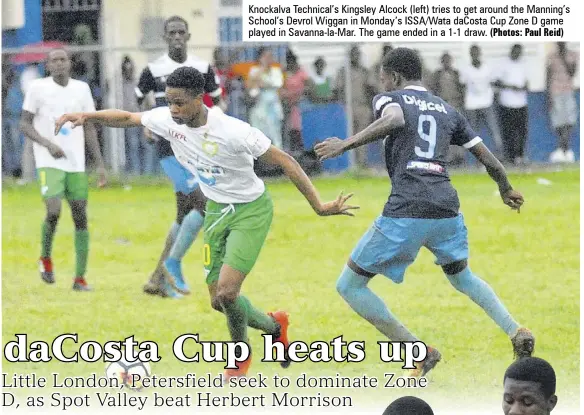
[468,142,512,193]
[546,65,553,109]
[344,105,405,151]
[259,146,322,213]
[259,146,358,216]
[315,105,405,161]
[55,109,144,135]
[20,110,53,148]
[494,79,527,91]
[560,54,577,78]
[468,141,523,211]
[20,110,66,158]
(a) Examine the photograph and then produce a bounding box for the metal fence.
[3,40,578,177]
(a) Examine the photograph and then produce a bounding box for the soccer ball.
[105,357,151,391]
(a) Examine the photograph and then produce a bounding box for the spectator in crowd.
[414,49,433,89]
[281,49,309,154]
[430,52,466,166]
[2,62,23,178]
[71,59,99,109]
[547,42,579,163]
[369,44,393,94]
[334,45,375,170]
[121,56,156,175]
[306,56,333,103]
[248,47,284,148]
[226,48,248,121]
[496,44,529,166]
[72,24,98,84]
[204,47,230,112]
[461,45,503,158]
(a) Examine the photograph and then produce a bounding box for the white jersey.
[22,77,95,172]
[141,107,271,204]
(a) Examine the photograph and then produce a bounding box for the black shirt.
[136,54,221,157]
[373,86,480,219]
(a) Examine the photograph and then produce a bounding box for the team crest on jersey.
[169,129,186,141]
[202,140,218,156]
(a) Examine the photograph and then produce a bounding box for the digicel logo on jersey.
[402,95,448,114]
[170,130,186,141]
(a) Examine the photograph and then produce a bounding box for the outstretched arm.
[259,146,359,217]
[315,104,404,160]
[55,110,144,135]
[468,142,524,212]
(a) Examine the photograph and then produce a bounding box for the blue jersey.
[373,86,481,219]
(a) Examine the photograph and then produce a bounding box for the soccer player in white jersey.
[20,48,106,291]
[137,15,224,298]
[55,66,358,379]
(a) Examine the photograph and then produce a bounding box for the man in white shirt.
[546,42,579,163]
[55,66,357,379]
[496,44,529,165]
[19,48,106,291]
[460,45,503,157]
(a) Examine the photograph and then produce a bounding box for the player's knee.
[442,259,467,276]
[215,287,238,307]
[72,211,87,230]
[46,212,60,226]
[336,277,351,299]
[210,297,223,312]
[191,191,206,215]
[175,194,190,224]
[193,203,205,216]
[176,209,187,225]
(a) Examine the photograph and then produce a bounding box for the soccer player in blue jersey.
[315,48,534,377]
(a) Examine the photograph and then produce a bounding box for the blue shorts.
[350,214,469,284]
[159,156,199,195]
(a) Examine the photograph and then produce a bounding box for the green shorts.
[203,191,273,285]
[37,168,88,200]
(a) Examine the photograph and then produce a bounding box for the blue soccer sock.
[170,221,180,239]
[336,265,419,342]
[446,266,520,336]
[168,210,204,261]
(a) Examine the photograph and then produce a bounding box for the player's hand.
[501,189,524,213]
[97,166,107,188]
[47,143,66,159]
[314,137,346,161]
[316,191,360,217]
[55,113,87,135]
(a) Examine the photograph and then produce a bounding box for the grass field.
[2,168,580,412]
